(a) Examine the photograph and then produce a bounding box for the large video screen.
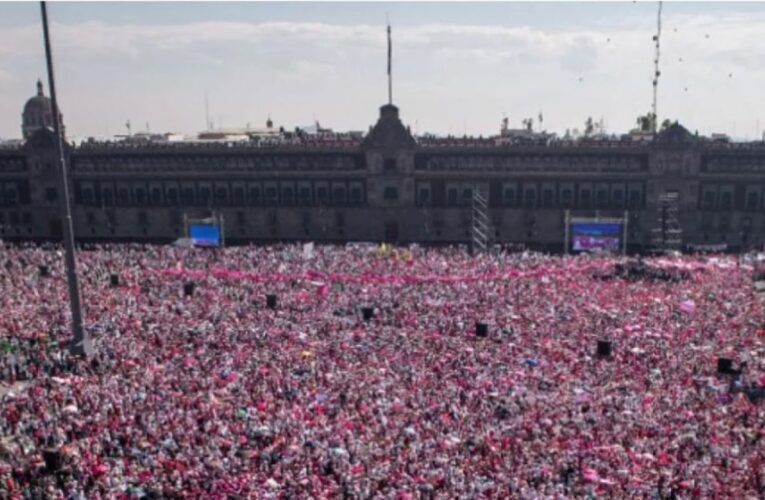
[571,222,622,252]
[189,224,221,247]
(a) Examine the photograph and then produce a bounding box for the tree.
[660,119,673,131]
[634,112,656,133]
[584,117,595,138]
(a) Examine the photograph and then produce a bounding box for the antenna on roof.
[651,1,663,136]
[387,16,393,106]
[205,93,211,130]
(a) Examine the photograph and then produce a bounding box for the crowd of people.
[1,242,764,498]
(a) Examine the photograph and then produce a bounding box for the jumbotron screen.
[571,222,622,252]
[189,224,221,247]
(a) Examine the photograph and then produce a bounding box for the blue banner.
[189,224,221,247]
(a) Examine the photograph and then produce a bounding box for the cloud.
[2,11,765,138]
[0,15,763,72]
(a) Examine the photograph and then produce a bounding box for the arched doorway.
[384,221,399,243]
[48,217,62,241]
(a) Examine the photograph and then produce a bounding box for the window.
[417,189,430,206]
[249,187,261,205]
[628,190,642,208]
[45,188,58,203]
[215,188,228,205]
[542,189,554,208]
[350,187,362,204]
[720,191,733,210]
[166,188,178,206]
[504,189,516,206]
[282,187,294,205]
[702,191,716,210]
[612,189,624,206]
[579,189,591,207]
[333,187,346,204]
[135,188,146,206]
[316,187,329,204]
[198,187,211,206]
[383,186,399,201]
[384,158,397,172]
[298,187,311,205]
[462,188,473,203]
[117,188,130,206]
[151,188,162,206]
[523,189,536,208]
[265,187,277,204]
[560,189,573,207]
[233,188,245,205]
[447,188,459,206]
[746,192,759,211]
[596,189,608,208]
[182,188,195,206]
[103,189,114,207]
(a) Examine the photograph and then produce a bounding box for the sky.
[2,1,765,140]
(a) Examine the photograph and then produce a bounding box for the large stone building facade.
[2,83,765,252]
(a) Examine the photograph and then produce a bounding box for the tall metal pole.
[40,1,91,357]
[651,1,663,135]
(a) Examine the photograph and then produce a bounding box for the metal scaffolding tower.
[471,186,491,253]
[651,191,682,252]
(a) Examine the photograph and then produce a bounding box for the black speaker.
[39,265,49,277]
[266,294,277,309]
[475,322,488,338]
[597,340,612,357]
[184,282,195,297]
[43,448,61,472]
[362,307,374,321]
[718,357,734,374]
[110,274,119,287]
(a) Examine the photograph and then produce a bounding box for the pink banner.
[153,261,605,285]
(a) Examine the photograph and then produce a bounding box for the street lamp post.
[40,1,92,357]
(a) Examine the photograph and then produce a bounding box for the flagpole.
[387,22,392,105]
[40,1,92,357]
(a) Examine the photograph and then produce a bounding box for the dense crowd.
[1,242,764,498]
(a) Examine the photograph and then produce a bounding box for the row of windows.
[0,159,26,173]
[87,210,349,230]
[416,181,645,209]
[0,181,30,207]
[0,212,33,226]
[74,180,366,208]
[699,184,765,212]
[72,154,364,173]
[414,154,646,173]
